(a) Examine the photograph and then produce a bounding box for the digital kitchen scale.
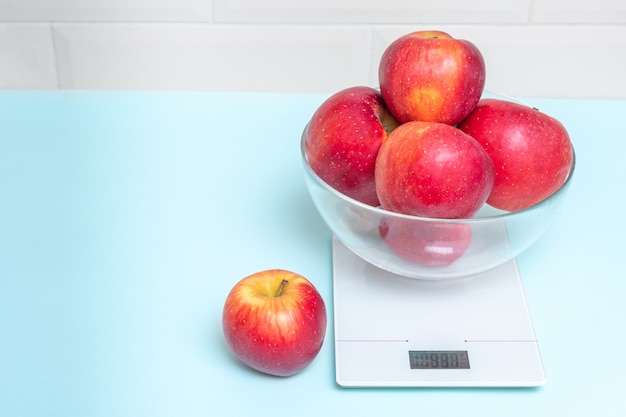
[332,236,546,387]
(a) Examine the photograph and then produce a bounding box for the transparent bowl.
[301,127,575,280]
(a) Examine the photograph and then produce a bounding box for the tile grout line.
[49,23,61,90]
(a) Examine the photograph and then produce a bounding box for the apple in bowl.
[458,98,574,212]
[379,30,485,125]
[303,86,400,206]
[375,120,495,219]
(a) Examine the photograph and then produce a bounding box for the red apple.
[222,269,327,377]
[375,121,495,219]
[378,30,486,125]
[379,217,472,266]
[303,86,400,206]
[458,98,574,212]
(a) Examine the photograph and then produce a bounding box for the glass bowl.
[301,126,575,280]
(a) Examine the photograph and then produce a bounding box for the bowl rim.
[300,125,576,224]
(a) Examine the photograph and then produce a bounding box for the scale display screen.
[409,350,470,369]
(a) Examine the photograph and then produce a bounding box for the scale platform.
[332,236,546,387]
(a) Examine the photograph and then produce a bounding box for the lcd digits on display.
[409,351,470,369]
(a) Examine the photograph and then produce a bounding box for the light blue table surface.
[1,91,624,416]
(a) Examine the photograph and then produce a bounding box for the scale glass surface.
[332,236,546,387]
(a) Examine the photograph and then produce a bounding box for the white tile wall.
[531,0,626,23]
[0,0,212,22]
[0,0,625,97]
[52,24,372,91]
[0,24,57,89]
[213,0,530,24]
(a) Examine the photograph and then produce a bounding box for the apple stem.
[276,279,289,297]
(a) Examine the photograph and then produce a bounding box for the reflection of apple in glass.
[379,30,486,125]
[379,218,472,266]
[340,204,381,241]
[458,99,574,212]
[375,121,495,219]
[222,269,327,377]
[303,86,400,207]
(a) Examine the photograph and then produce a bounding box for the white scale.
[332,236,546,387]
